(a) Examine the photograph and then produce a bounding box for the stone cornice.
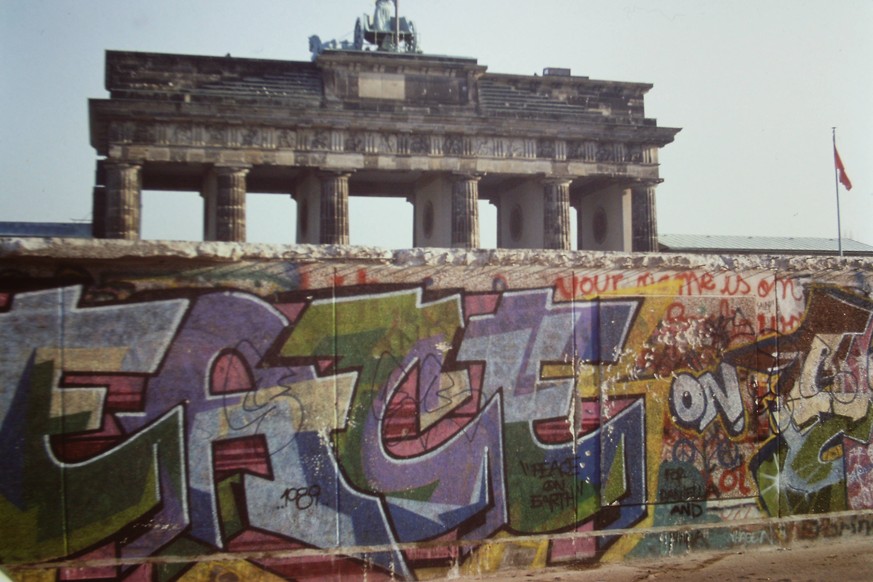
[481,71,655,95]
[90,101,679,156]
[89,96,676,135]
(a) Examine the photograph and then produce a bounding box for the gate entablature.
[90,49,679,250]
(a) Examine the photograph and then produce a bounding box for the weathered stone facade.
[90,49,679,250]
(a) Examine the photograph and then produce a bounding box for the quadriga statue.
[373,0,394,32]
[354,0,420,53]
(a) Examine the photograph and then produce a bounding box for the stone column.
[451,173,481,249]
[103,161,142,240]
[631,183,658,252]
[92,185,107,239]
[91,161,107,239]
[319,170,352,245]
[213,166,249,242]
[543,178,572,250]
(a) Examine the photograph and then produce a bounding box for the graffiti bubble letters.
[670,363,745,435]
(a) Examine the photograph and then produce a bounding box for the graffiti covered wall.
[2,241,873,580]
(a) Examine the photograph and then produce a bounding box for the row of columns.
[96,162,351,244]
[96,162,256,243]
[94,160,657,251]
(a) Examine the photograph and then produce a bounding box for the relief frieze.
[345,132,365,153]
[567,140,596,161]
[109,121,136,144]
[473,137,498,157]
[409,134,430,155]
[208,126,226,146]
[277,129,297,149]
[240,127,260,147]
[506,138,526,159]
[596,143,614,162]
[172,124,193,146]
[105,121,651,166]
[537,139,555,159]
[309,130,330,151]
[378,133,398,154]
[443,134,464,156]
[135,124,157,145]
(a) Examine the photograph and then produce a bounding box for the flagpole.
[394,0,400,51]
[833,127,843,257]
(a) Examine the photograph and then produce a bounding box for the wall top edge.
[1,237,872,272]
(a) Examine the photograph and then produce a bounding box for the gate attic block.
[89,49,679,250]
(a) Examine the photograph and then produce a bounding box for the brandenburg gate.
[89,2,678,251]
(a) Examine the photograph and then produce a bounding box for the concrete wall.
[2,239,873,581]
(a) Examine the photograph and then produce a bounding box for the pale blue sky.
[1,0,871,247]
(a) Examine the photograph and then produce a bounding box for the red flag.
[835,145,853,191]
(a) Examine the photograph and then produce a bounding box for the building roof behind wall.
[0,222,93,238]
[659,234,873,256]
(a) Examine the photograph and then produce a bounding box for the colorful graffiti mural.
[2,255,873,580]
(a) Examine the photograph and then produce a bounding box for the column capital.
[212,164,251,176]
[629,178,662,188]
[542,176,574,187]
[452,172,484,182]
[102,159,143,170]
[317,168,355,179]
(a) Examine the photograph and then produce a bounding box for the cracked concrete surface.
[463,537,873,582]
